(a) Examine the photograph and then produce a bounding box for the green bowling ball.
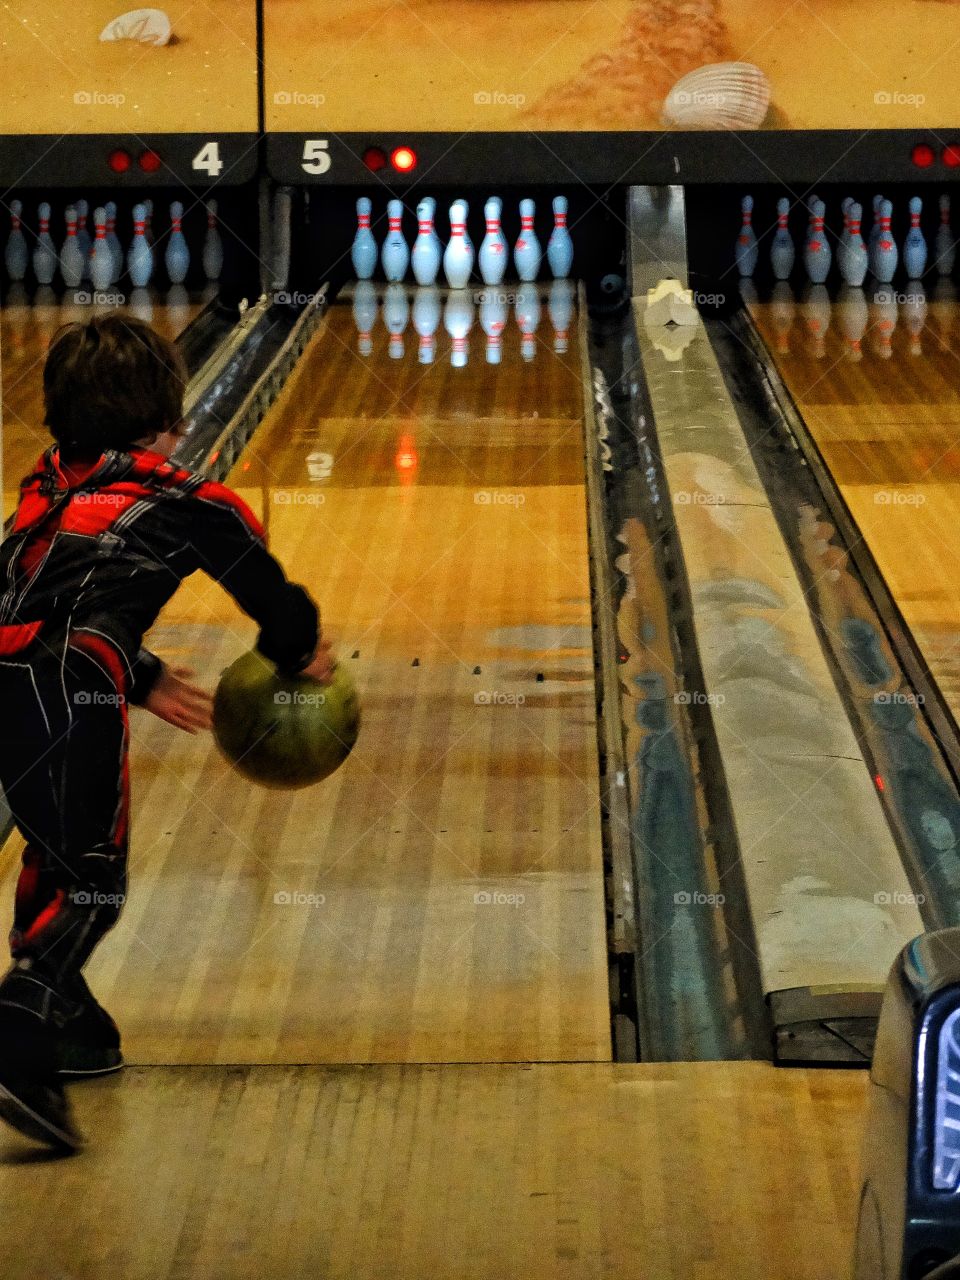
[212,649,360,790]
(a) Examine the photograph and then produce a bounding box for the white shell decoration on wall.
[662,62,771,130]
[99,8,172,46]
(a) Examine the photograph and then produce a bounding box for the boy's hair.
[43,313,187,457]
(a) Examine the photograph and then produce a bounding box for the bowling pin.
[164,201,190,285]
[60,205,85,289]
[903,279,927,356]
[803,199,831,284]
[443,200,473,289]
[352,279,377,356]
[548,278,574,353]
[547,196,574,280]
[381,199,409,283]
[105,201,123,283]
[443,291,474,367]
[411,199,441,286]
[4,199,27,281]
[837,284,868,362]
[412,285,441,364]
[143,198,155,248]
[479,290,508,364]
[76,199,92,281]
[478,197,508,286]
[202,198,223,281]
[89,206,114,292]
[514,198,542,282]
[515,282,541,361]
[869,285,898,360]
[33,201,57,286]
[935,195,956,277]
[801,284,831,358]
[838,202,868,287]
[871,200,898,284]
[351,197,377,281]
[383,283,409,359]
[903,196,927,279]
[769,280,795,355]
[127,203,154,289]
[769,197,794,280]
[735,194,759,278]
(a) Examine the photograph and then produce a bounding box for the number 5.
[302,140,331,175]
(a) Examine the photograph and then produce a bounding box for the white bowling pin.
[411,199,441,286]
[89,207,114,292]
[33,201,57,286]
[935,195,956,277]
[548,278,575,353]
[105,201,123,283]
[903,196,927,279]
[352,279,377,355]
[515,282,541,361]
[202,198,223,281]
[803,199,831,284]
[770,197,794,281]
[351,197,377,280]
[443,291,474,367]
[127,203,154,289]
[514,198,541,282]
[412,285,441,364]
[383,282,409,359]
[443,201,474,289]
[547,196,574,280]
[478,197,508,286]
[59,205,85,289]
[4,199,27,282]
[838,202,868,287]
[479,291,508,364]
[165,200,190,285]
[871,200,898,284]
[381,199,409,283]
[75,199,92,280]
[735,195,759,278]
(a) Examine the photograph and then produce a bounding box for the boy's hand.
[144,666,214,734]
[299,638,335,685]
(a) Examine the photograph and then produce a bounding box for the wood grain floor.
[0,1061,867,1280]
[751,289,960,720]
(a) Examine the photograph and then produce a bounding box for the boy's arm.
[189,480,320,673]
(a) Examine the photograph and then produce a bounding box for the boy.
[0,314,332,1151]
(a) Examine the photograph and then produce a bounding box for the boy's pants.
[0,626,129,1033]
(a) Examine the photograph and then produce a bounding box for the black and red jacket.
[0,446,319,702]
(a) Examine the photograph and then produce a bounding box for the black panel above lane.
[0,135,259,188]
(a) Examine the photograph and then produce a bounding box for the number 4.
[192,141,224,177]
[302,140,331,175]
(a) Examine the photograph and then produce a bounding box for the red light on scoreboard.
[108,149,132,174]
[944,144,960,168]
[912,143,936,168]
[139,149,162,174]
[363,147,388,173]
[391,146,417,173]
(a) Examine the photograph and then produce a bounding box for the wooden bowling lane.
[1,290,204,521]
[0,1061,865,1280]
[750,289,960,718]
[0,293,611,1066]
